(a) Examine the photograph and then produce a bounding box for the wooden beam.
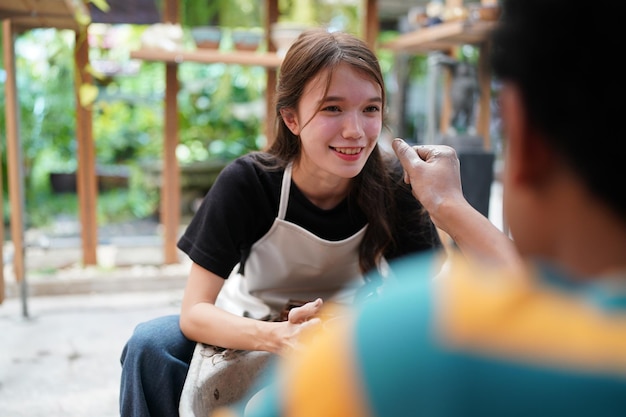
[381,20,496,54]
[0,0,89,31]
[75,28,99,265]
[130,48,282,68]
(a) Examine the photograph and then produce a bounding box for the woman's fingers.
[288,298,323,323]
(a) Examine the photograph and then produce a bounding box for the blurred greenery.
[0,1,414,232]
[0,24,267,229]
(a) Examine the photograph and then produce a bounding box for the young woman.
[119,28,442,417]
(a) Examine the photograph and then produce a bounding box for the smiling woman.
[119,28,442,417]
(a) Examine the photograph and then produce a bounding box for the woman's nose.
[342,112,364,139]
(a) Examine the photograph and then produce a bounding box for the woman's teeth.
[332,147,361,155]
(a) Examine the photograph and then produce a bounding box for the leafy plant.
[182,0,262,27]
[177,62,266,163]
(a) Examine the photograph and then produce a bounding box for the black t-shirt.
[177,153,441,279]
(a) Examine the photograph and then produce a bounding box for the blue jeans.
[120,314,196,417]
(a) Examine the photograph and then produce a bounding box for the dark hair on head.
[490,0,624,220]
[261,28,396,274]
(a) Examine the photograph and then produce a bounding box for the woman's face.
[282,63,383,180]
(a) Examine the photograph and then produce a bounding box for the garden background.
[0,0,471,237]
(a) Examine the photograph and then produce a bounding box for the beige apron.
[216,162,368,319]
[180,163,390,416]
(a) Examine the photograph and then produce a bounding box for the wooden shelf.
[380,18,498,151]
[0,0,89,31]
[130,48,283,68]
[381,20,498,54]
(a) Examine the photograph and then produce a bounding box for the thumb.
[392,138,420,164]
[288,298,323,323]
[391,137,407,152]
[392,138,420,183]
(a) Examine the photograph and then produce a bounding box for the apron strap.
[277,162,293,220]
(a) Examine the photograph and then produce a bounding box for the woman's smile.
[330,146,363,155]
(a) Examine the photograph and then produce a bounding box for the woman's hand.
[274,298,324,354]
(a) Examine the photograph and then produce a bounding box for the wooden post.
[439,49,456,136]
[162,62,181,264]
[3,19,28,316]
[75,28,99,265]
[362,0,378,49]
[476,41,491,149]
[0,126,3,303]
[0,23,4,303]
[161,0,181,264]
[263,0,278,147]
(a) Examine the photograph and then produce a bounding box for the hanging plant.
[75,0,111,108]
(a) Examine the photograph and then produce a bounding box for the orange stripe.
[437,255,626,375]
[211,407,239,417]
[283,311,372,417]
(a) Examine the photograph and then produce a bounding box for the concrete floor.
[0,218,189,417]
[0,289,183,417]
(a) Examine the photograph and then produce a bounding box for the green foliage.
[1,25,267,229]
[94,99,163,164]
[177,63,266,163]
[182,0,262,27]
[8,30,78,173]
[26,185,159,228]
[277,0,360,33]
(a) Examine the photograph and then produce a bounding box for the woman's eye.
[322,105,341,112]
[365,105,380,113]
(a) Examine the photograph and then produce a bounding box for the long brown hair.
[262,28,396,274]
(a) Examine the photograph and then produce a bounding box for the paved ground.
[1,219,189,417]
[0,289,183,417]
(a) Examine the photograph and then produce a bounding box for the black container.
[440,134,495,218]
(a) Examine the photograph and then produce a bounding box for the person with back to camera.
[120,28,476,417]
[211,0,626,416]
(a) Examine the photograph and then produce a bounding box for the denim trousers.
[120,314,196,417]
